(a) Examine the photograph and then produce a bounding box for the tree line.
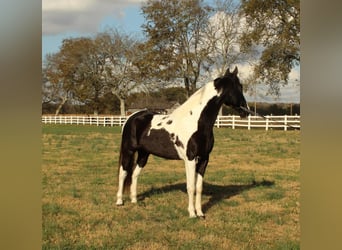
[42,86,300,116]
[42,0,300,116]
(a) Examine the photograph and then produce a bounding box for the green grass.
[42,124,300,249]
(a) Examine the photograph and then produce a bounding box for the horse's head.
[214,66,249,118]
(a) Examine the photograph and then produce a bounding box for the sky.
[42,0,146,56]
[42,0,300,103]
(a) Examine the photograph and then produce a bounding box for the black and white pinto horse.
[116,67,249,218]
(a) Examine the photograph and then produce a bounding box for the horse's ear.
[224,67,230,76]
[232,66,238,75]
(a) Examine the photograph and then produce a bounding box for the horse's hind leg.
[116,149,135,206]
[116,165,127,205]
[130,150,149,203]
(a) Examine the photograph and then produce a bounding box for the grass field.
[42,125,300,249]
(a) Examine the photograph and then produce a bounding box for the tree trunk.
[191,80,196,95]
[184,77,190,98]
[119,98,126,116]
[55,96,67,115]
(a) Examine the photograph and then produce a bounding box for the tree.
[96,29,144,116]
[205,0,256,77]
[43,52,77,115]
[141,0,213,97]
[43,37,108,115]
[70,37,108,115]
[43,30,145,116]
[239,0,300,95]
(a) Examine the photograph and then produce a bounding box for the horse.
[116,66,249,218]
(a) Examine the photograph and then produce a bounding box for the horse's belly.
[140,128,182,160]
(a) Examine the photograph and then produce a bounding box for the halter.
[240,106,299,130]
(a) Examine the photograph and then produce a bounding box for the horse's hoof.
[116,200,124,206]
[198,215,206,220]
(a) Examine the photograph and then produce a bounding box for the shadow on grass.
[138,179,274,214]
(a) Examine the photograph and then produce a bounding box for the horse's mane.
[172,81,217,116]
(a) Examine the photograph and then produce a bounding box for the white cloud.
[42,0,145,35]
[43,0,94,12]
[240,65,300,103]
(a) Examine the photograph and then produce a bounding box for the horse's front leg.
[195,173,204,217]
[185,159,197,218]
[195,157,209,218]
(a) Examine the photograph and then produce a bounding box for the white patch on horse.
[130,165,142,203]
[184,159,196,217]
[195,174,204,217]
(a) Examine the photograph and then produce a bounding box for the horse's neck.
[171,82,222,125]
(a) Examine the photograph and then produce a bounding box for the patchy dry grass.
[42,125,300,249]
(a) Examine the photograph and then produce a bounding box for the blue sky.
[42,0,300,103]
[42,1,145,58]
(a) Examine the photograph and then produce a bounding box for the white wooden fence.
[42,114,300,131]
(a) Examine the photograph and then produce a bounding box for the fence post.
[232,115,235,129]
[216,116,220,128]
[284,114,287,131]
[266,116,269,131]
[248,115,251,130]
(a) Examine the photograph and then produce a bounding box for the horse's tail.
[118,110,145,193]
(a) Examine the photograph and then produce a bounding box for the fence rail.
[42,114,300,131]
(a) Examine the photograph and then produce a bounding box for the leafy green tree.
[239,0,300,95]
